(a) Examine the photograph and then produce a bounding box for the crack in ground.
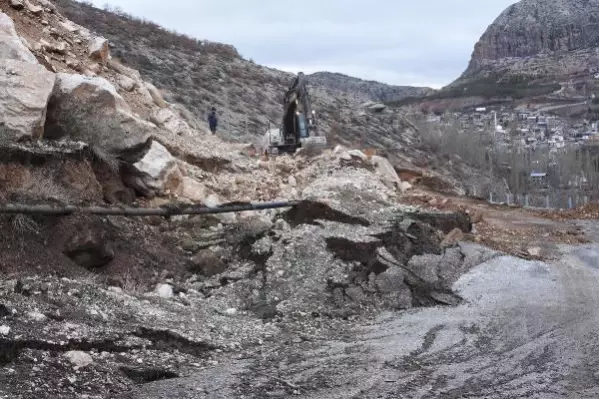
[132,327,219,357]
[0,336,141,365]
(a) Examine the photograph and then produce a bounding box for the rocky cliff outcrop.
[459,0,599,84]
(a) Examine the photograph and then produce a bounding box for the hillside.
[449,0,599,100]
[50,0,495,193]
[52,0,426,147]
[307,71,434,103]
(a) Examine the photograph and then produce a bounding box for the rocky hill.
[307,71,434,103]
[450,0,599,99]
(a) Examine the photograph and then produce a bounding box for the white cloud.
[88,0,517,87]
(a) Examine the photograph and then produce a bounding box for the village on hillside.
[425,105,599,149]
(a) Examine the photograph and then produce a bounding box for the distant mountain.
[307,72,435,103]
[448,0,599,100]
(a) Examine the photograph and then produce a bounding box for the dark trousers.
[210,125,217,134]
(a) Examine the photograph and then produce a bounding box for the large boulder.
[0,13,37,63]
[44,73,154,161]
[88,36,110,65]
[126,140,183,197]
[0,59,56,141]
[0,13,55,140]
[370,155,404,191]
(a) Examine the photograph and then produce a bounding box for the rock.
[117,75,137,92]
[45,73,154,161]
[88,36,110,64]
[24,0,43,15]
[41,0,55,12]
[128,140,183,197]
[108,60,143,83]
[202,194,237,224]
[370,155,402,190]
[527,247,542,257]
[156,284,174,299]
[0,325,10,336]
[150,107,192,137]
[188,250,227,277]
[288,176,297,187]
[47,41,68,55]
[406,210,472,234]
[9,0,24,10]
[63,229,115,269]
[225,308,237,316]
[59,20,79,33]
[347,149,368,161]
[471,211,484,224]
[0,59,56,140]
[399,181,413,192]
[65,57,80,70]
[441,228,465,248]
[144,82,168,108]
[64,351,93,368]
[274,219,291,232]
[368,103,387,112]
[26,311,47,322]
[0,13,38,63]
[180,177,208,202]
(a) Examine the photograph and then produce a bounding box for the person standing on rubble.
[208,107,218,134]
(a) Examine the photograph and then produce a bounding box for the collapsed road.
[122,221,599,399]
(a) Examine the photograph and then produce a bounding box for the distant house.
[475,107,487,113]
[530,172,548,188]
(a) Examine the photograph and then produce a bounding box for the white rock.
[527,247,542,257]
[144,82,168,108]
[288,176,297,187]
[370,155,402,190]
[150,107,193,137]
[45,73,154,158]
[37,0,56,12]
[59,20,79,33]
[24,0,43,15]
[129,140,182,197]
[180,177,208,202]
[26,311,47,322]
[399,181,413,193]
[108,60,143,83]
[332,144,346,154]
[202,194,237,224]
[0,325,10,336]
[347,149,368,161]
[0,59,56,140]
[88,36,110,64]
[64,351,93,368]
[0,13,38,63]
[156,284,174,299]
[117,74,137,92]
[225,308,237,316]
[274,219,291,231]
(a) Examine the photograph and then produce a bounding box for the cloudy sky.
[89,0,516,89]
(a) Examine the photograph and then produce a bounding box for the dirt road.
[126,220,599,399]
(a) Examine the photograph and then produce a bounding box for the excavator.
[263,72,327,154]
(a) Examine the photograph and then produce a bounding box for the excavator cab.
[264,72,327,154]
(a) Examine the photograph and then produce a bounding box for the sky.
[89,0,517,89]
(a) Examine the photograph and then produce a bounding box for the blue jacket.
[208,112,218,128]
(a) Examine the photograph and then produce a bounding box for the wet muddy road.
[128,224,599,399]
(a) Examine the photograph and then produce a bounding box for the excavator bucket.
[300,135,327,150]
